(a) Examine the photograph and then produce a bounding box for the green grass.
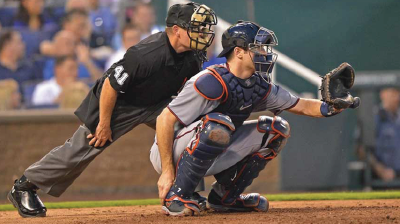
[266,191,400,201]
[1,191,399,211]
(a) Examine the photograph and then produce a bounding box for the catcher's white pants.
[150,118,276,176]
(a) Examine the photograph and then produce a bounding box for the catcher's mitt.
[320,62,360,110]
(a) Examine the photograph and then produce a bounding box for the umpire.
[8,2,217,218]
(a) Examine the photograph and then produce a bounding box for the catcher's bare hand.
[157,169,175,204]
[87,123,113,147]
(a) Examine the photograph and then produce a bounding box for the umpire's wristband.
[320,102,339,117]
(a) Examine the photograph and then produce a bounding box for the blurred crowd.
[0,0,163,110]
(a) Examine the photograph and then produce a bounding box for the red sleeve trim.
[286,98,300,110]
[167,106,187,127]
[261,84,272,101]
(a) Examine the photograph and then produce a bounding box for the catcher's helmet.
[218,21,278,82]
[166,2,217,61]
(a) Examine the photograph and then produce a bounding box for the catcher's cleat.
[162,192,201,216]
[207,189,269,212]
[8,176,47,218]
[191,192,207,211]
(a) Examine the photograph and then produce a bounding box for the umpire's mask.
[166,3,217,62]
[187,4,217,54]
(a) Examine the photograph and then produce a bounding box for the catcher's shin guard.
[8,175,47,218]
[163,113,235,215]
[209,116,290,211]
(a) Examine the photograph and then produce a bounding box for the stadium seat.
[0,7,16,27]
[16,28,54,59]
[22,81,39,108]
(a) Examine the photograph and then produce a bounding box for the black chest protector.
[197,65,271,128]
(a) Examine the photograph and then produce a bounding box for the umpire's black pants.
[24,99,170,197]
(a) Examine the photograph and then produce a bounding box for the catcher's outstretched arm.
[287,98,340,117]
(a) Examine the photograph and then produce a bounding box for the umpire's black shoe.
[8,175,47,218]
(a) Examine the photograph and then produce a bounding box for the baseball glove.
[320,62,360,110]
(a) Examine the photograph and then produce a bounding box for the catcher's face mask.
[249,27,278,82]
[187,4,217,61]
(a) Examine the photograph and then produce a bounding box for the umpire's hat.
[165,2,198,28]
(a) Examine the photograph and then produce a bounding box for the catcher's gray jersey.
[167,69,299,126]
[150,67,299,175]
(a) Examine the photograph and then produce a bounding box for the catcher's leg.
[208,116,290,212]
[162,113,235,216]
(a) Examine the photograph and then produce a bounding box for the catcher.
[150,21,360,216]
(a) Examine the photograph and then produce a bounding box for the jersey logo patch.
[239,104,252,111]
[231,170,237,181]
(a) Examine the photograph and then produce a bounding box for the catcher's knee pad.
[213,153,269,205]
[257,116,290,159]
[170,113,235,199]
[187,113,235,160]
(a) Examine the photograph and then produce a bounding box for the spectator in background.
[58,82,90,109]
[105,24,140,70]
[40,30,91,81]
[64,0,114,61]
[374,88,400,180]
[0,79,21,111]
[62,9,92,43]
[32,55,88,106]
[13,0,57,32]
[0,30,42,98]
[112,1,162,50]
[358,87,400,182]
[88,0,117,48]
[40,9,103,82]
[131,1,162,40]
[40,30,77,58]
[12,0,58,59]
[65,0,90,12]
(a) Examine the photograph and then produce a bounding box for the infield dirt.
[1,199,399,224]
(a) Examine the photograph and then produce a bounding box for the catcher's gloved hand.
[320,62,361,112]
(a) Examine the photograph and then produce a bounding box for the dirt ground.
[1,199,399,224]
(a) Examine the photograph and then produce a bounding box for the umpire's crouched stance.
[152,21,360,216]
[8,2,217,218]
